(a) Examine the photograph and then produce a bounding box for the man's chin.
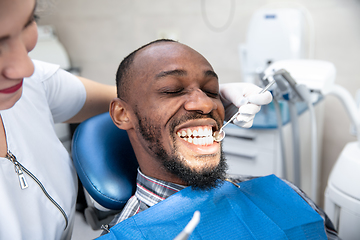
[181,157,221,173]
[162,151,228,191]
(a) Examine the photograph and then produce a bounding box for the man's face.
[126,42,226,189]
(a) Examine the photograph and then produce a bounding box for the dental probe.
[213,80,275,142]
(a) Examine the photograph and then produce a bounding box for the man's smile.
[176,126,214,145]
[173,118,220,157]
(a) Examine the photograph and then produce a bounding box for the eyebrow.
[0,3,37,43]
[155,69,187,79]
[155,69,218,80]
[205,70,218,80]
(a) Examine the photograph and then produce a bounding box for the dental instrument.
[173,211,201,240]
[213,80,275,142]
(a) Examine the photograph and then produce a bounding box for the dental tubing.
[271,69,319,203]
[296,84,319,204]
[326,84,360,147]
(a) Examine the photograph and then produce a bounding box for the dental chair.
[71,112,138,230]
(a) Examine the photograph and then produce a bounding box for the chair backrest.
[72,112,138,210]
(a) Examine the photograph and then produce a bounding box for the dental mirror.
[213,80,275,142]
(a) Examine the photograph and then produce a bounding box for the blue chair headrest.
[72,112,138,210]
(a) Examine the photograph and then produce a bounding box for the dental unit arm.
[267,60,360,142]
[264,69,314,192]
[262,59,336,204]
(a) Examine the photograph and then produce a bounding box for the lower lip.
[0,81,23,94]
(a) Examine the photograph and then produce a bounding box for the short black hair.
[115,39,177,100]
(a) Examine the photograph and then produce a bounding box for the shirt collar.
[135,168,186,207]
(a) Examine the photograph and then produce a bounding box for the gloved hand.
[219,82,273,128]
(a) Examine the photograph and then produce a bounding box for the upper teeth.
[177,127,214,145]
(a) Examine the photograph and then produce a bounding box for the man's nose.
[2,39,34,80]
[184,89,217,114]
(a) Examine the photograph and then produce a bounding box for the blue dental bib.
[98,175,326,240]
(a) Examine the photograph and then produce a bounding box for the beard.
[134,108,227,190]
[160,147,228,190]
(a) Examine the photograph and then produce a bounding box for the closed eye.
[24,14,39,29]
[205,91,219,98]
[159,87,185,96]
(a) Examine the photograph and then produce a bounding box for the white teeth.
[198,128,204,136]
[207,136,213,145]
[205,128,211,137]
[181,130,186,137]
[187,129,192,136]
[177,127,214,145]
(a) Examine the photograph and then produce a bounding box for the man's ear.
[110,98,133,130]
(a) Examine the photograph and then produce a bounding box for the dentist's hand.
[219,82,273,128]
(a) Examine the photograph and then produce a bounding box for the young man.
[102,39,338,239]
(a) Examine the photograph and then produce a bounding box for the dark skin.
[110,42,225,186]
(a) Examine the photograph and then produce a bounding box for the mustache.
[169,112,222,134]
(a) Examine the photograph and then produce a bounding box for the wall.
[37,0,360,207]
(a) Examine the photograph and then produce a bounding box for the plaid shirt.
[107,170,339,239]
[108,169,185,228]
